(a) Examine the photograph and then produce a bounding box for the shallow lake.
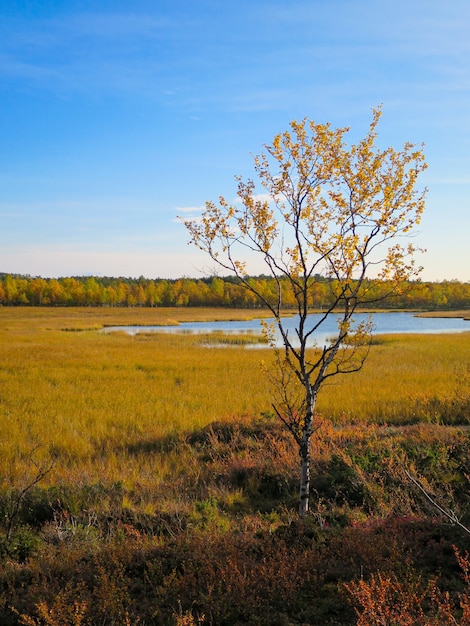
[103,312,470,348]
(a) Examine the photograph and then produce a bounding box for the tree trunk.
[299,440,310,517]
[298,395,315,517]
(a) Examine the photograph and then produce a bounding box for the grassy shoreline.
[1,304,469,328]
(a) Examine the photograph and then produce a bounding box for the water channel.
[102,312,470,348]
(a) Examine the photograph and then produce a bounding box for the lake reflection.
[103,312,470,348]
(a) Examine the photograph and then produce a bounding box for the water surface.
[103,312,469,348]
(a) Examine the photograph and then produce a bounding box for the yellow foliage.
[182,106,426,289]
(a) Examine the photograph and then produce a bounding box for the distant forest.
[0,273,469,309]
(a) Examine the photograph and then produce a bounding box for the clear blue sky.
[0,0,469,281]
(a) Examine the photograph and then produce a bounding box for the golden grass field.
[1,306,469,494]
[1,306,470,625]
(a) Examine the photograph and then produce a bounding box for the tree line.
[0,272,469,309]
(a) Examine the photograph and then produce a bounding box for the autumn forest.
[1,272,469,309]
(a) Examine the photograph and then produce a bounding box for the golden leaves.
[183,107,427,292]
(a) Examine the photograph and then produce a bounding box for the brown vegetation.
[0,308,469,624]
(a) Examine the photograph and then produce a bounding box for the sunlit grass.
[416,309,470,320]
[0,309,272,491]
[196,331,268,345]
[0,307,469,495]
[317,332,470,423]
[0,305,267,331]
[1,307,469,626]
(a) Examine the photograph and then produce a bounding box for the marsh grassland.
[1,307,469,625]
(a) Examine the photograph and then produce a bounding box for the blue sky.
[0,0,469,281]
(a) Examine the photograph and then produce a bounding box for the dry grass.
[317,332,470,422]
[1,308,470,626]
[0,307,469,496]
[0,306,266,331]
[416,309,470,320]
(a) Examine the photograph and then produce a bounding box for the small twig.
[5,448,55,539]
[404,468,470,537]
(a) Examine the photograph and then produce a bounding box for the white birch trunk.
[298,394,315,517]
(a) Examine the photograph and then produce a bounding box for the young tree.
[182,108,427,516]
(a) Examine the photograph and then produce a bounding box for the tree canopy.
[1,273,469,309]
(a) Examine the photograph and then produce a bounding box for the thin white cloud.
[0,54,63,82]
[176,206,204,213]
[232,192,282,207]
[0,13,185,98]
[1,13,172,48]
[51,13,170,40]
[251,193,274,204]
[428,177,470,185]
